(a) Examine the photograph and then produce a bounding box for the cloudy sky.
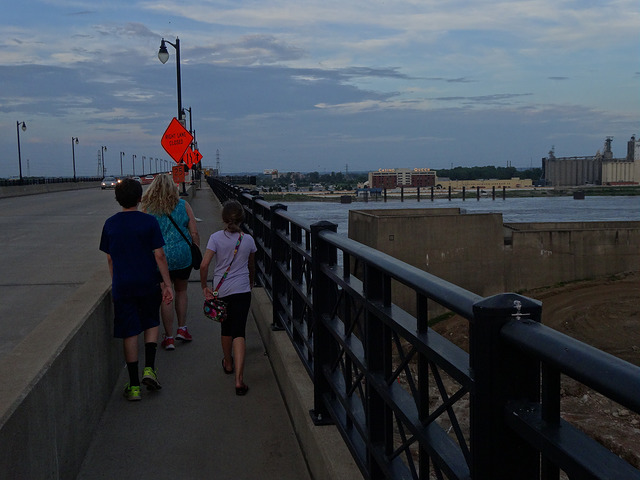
[1,0,638,178]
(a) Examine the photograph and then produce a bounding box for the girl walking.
[200,200,256,395]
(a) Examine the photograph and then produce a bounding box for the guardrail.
[0,176,102,187]
[208,176,640,479]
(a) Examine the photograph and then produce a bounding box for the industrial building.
[435,177,533,190]
[542,136,640,187]
[368,168,532,190]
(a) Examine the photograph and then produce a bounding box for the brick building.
[368,168,436,189]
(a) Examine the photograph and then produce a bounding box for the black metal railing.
[207,177,640,480]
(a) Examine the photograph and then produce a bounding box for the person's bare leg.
[160,281,175,336]
[222,335,233,371]
[123,336,138,363]
[173,277,188,329]
[143,325,159,344]
[233,337,246,388]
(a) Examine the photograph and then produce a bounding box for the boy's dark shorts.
[170,266,192,281]
[113,289,161,338]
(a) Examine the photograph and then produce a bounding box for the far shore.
[255,185,640,202]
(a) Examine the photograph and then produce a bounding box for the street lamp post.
[184,107,196,185]
[159,37,189,195]
[142,156,146,176]
[184,106,193,136]
[101,146,107,177]
[120,151,125,177]
[155,158,158,173]
[193,132,202,185]
[71,137,79,182]
[16,121,27,184]
[132,154,136,176]
[158,38,183,121]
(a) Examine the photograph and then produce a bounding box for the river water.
[277,195,640,235]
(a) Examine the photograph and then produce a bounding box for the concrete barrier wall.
[0,181,102,198]
[349,208,506,316]
[250,287,363,480]
[0,271,121,479]
[505,223,640,291]
[349,209,640,314]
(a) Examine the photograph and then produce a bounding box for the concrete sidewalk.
[77,186,311,480]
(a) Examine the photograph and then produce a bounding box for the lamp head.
[158,39,169,64]
[74,137,79,145]
[21,122,27,132]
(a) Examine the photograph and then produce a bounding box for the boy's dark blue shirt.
[100,211,165,299]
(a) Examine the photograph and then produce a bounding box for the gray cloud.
[120,22,160,39]
[434,93,533,106]
[339,66,413,80]
[422,76,476,83]
[190,35,306,66]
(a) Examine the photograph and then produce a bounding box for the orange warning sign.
[161,118,193,163]
[182,147,203,168]
[172,164,186,183]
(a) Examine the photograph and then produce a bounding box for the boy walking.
[100,178,173,401]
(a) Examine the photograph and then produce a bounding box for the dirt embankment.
[432,271,640,469]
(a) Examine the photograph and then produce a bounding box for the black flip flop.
[235,384,249,396]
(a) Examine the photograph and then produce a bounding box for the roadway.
[0,188,121,360]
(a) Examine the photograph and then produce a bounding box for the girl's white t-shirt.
[206,230,257,298]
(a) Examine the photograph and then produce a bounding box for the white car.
[101,176,119,189]
[131,176,141,183]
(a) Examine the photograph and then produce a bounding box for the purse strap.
[213,233,244,296]
[167,213,192,246]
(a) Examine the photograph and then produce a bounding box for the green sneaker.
[123,383,141,401]
[142,367,162,391]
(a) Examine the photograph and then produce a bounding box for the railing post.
[248,194,262,237]
[309,221,337,426]
[363,263,391,479]
[270,204,288,330]
[470,293,542,480]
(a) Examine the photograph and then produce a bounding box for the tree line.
[435,166,542,181]
[258,166,543,190]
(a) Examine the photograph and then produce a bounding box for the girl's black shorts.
[219,291,251,339]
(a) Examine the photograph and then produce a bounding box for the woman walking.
[200,200,256,395]
[142,174,200,350]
